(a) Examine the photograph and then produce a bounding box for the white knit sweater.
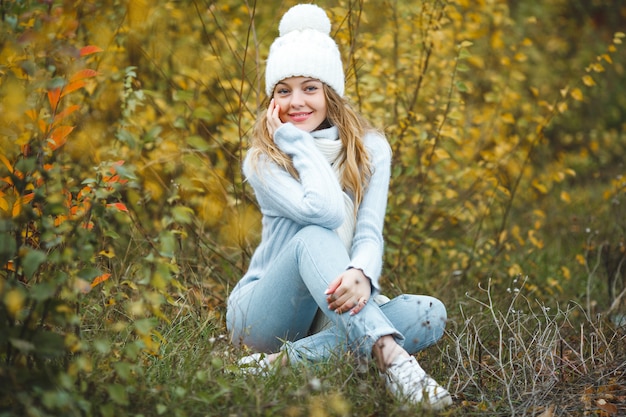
[230,123,391,300]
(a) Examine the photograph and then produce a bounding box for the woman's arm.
[322,132,392,315]
[244,123,345,229]
[348,132,392,292]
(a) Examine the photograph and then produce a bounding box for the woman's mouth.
[289,112,312,123]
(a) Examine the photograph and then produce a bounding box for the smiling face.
[272,77,328,132]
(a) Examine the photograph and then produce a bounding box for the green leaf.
[113,361,133,381]
[33,330,66,358]
[159,231,176,258]
[93,339,111,354]
[78,267,102,280]
[172,206,195,224]
[107,384,129,406]
[9,337,35,353]
[22,249,47,279]
[100,403,115,417]
[143,125,162,143]
[173,89,195,102]
[455,81,468,92]
[42,389,72,410]
[134,317,157,335]
[186,135,210,151]
[31,282,56,301]
[15,157,36,173]
[104,229,121,239]
[0,227,17,265]
[192,107,214,122]
[458,48,472,59]
[174,386,187,397]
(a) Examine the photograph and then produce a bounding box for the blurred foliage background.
[0,0,625,415]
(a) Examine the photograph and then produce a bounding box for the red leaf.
[79,45,103,57]
[60,80,85,98]
[106,175,120,184]
[48,126,74,150]
[48,88,61,110]
[106,202,128,212]
[69,69,99,83]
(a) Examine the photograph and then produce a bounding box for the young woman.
[226,4,452,410]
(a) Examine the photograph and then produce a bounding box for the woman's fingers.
[266,99,282,136]
[324,276,342,295]
[328,291,367,314]
[326,288,346,311]
[349,297,368,316]
[325,271,371,314]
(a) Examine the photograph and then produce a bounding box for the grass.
[75,276,625,417]
[437,278,626,416]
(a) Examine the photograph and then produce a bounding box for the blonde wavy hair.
[247,84,373,209]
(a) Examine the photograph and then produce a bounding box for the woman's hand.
[266,98,283,137]
[325,268,372,315]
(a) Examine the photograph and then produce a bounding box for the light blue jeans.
[226,226,447,364]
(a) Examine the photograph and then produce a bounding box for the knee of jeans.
[293,225,345,256]
[428,297,448,340]
[294,225,337,242]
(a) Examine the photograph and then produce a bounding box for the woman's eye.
[305,86,318,92]
[276,88,289,95]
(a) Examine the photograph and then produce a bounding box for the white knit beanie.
[265,4,345,97]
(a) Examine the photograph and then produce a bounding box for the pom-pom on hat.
[265,4,345,97]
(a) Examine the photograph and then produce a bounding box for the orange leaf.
[596,399,617,414]
[0,153,13,173]
[106,202,128,212]
[109,160,125,174]
[79,45,103,57]
[0,193,8,212]
[48,126,74,150]
[53,104,80,126]
[77,186,92,200]
[25,109,38,121]
[12,200,22,218]
[48,88,61,110]
[70,69,99,83]
[54,214,68,227]
[60,80,85,98]
[91,273,111,288]
[21,193,34,205]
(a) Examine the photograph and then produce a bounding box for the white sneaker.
[383,355,453,410]
[238,353,272,376]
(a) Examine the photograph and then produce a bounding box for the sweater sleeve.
[347,132,392,292]
[243,123,345,229]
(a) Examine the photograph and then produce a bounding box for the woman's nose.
[289,90,304,107]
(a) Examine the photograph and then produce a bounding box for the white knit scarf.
[311,127,355,254]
